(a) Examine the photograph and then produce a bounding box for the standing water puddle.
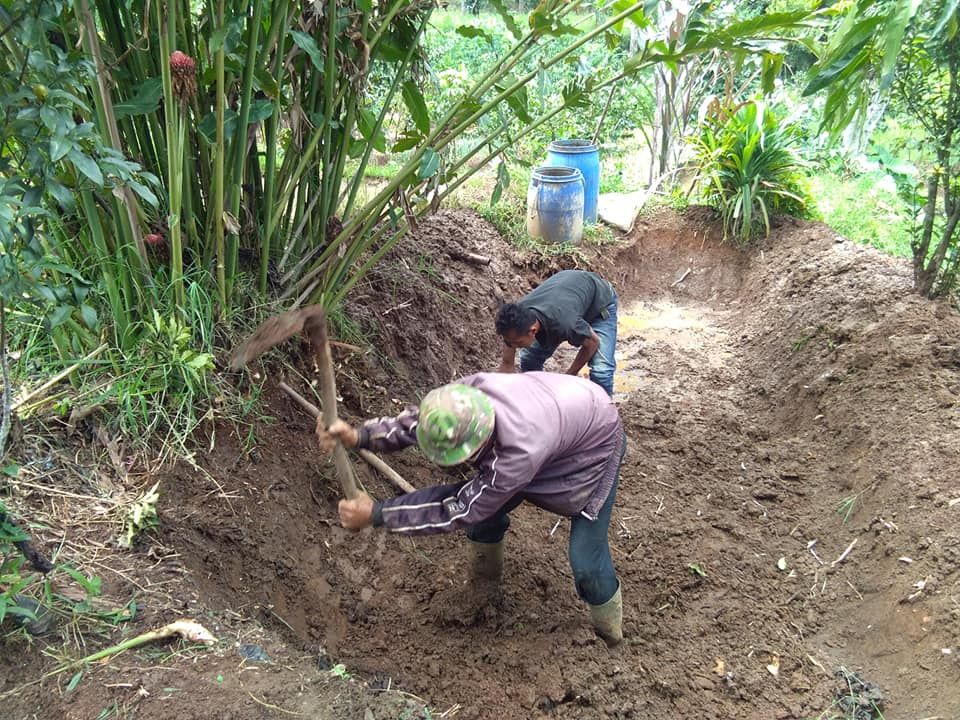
[613,299,734,399]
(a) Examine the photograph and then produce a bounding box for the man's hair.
[495,303,537,335]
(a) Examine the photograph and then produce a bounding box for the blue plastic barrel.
[545,139,600,225]
[526,166,584,245]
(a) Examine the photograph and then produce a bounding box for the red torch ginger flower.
[169,50,197,105]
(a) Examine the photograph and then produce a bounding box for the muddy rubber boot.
[467,539,504,583]
[589,583,623,647]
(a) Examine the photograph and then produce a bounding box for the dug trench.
[159,207,960,719]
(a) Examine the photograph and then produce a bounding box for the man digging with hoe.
[320,371,627,646]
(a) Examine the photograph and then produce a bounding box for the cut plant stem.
[45,619,216,679]
[11,344,109,411]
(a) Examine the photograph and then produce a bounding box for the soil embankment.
[5,207,959,719]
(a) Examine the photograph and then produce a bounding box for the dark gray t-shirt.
[517,270,615,348]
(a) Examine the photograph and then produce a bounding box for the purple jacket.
[356,372,624,535]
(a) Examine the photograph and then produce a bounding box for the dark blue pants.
[518,294,618,396]
[467,473,621,606]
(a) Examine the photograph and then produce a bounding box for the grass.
[471,188,593,265]
[807,169,913,258]
[813,666,885,720]
[5,269,288,466]
[836,485,872,523]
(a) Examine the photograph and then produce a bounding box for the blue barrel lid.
[532,165,584,183]
[547,139,598,154]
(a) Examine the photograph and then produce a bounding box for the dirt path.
[5,207,960,719]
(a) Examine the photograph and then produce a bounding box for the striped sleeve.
[357,405,420,453]
[374,446,534,536]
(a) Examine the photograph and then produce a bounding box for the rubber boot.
[467,539,504,583]
[589,582,623,647]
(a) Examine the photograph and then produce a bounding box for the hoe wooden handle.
[303,314,360,500]
[277,381,415,495]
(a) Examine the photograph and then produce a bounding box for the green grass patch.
[807,169,913,258]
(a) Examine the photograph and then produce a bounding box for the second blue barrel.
[526,166,585,245]
[545,139,600,225]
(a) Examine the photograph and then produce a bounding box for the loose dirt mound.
[6,207,959,719]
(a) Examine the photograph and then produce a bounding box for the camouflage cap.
[416,384,496,466]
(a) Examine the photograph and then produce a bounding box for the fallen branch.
[277,381,416,494]
[11,343,109,412]
[329,340,365,353]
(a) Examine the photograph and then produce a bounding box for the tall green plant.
[0,0,161,357]
[802,0,960,297]
[691,101,809,242]
[1,0,819,447]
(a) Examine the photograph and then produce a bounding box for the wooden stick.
[831,538,858,566]
[302,316,359,499]
[11,343,108,411]
[277,381,415,495]
[359,449,416,494]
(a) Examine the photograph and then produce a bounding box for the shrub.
[691,101,810,243]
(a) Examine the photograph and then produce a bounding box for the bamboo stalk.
[213,0,227,308]
[260,0,291,294]
[289,6,643,300]
[435,2,646,155]
[0,299,11,460]
[225,0,265,302]
[318,0,339,226]
[343,12,429,217]
[75,0,151,287]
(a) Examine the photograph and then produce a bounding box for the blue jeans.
[518,294,618,396]
[466,472,621,607]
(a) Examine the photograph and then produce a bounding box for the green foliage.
[691,102,811,242]
[806,169,913,257]
[0,0,828,451]
[0,504,33,625]
[0,501,104,631]
[801,0,960,297]
[473,186,527,241]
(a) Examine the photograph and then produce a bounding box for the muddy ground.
[3,206,960,719]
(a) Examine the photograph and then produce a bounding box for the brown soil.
[4,206,960,719]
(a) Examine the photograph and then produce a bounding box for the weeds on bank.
[814,666,885,720]
[1,501,133,665]
[7,273,289,466]
[472,192,590,264]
